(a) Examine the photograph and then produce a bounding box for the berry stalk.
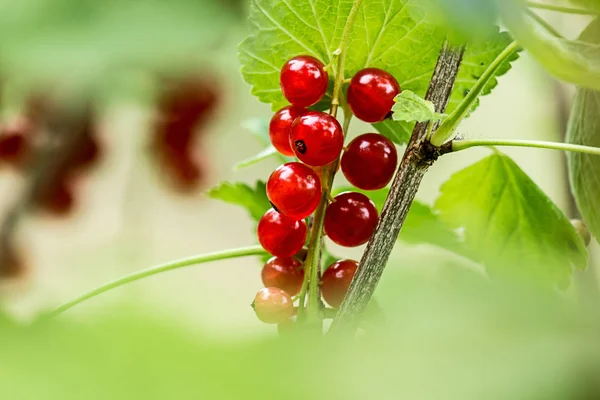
[299,0,364,325]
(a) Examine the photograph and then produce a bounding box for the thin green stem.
[47,245,266,318]
[526,9,564,38]
[301,0,362,327]
[526,1,600,15]
[451,138,600,156]
[430,41,520,147]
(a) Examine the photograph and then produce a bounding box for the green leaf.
[401,201,472,258]
[239,0,518,126]
[242,118,292,164]
[435,153,588,288]
[372,120,413,145]
[567,18,600,246]
[207,181,270,221]
[569,0,600,11]
[499,2,600,91]
[233,146,280,170]
[391,90,446,123]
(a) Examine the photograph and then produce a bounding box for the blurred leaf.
[566,18,600,246]
[234,146,280,170]
[207,181,270,221]
[421,0,499,41]
[239,0,517,130]
[0,0,235,89]
[435,152,588,288]
[569,0,600,11]
[402,201,472,258]
[392,90,446,123]
[499,1,600,91]
[242,118,292,163]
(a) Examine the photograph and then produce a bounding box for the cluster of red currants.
[150,75,220,193]
[253,55,400,325]
[0,94,102,216]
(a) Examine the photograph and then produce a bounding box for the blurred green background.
[0,1,599,398]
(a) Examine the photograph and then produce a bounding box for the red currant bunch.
[151,74,220,193]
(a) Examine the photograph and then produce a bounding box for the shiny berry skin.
[266,162,322,220]
[324,192,378,247]
[261,256,304,296]
[258,209,308,257]
[280,56,328,107]
[254,287,294,324]
[341,133,398,190]
[290,111,344,167]
[347,68,401,123]
[269,106,306,156]
[320,259,358,308]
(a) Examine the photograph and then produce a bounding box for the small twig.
[329,41,465,335]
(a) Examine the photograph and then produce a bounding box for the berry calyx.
[280,56,328,107]
[266,162,322,220]
[347,68,400,123]
[320,259,358,308]
[258,209,307,257]
[341,133,398,190]
[324,192,378,247]
[289,111,344,167]
[253,287,294,324]
[269,106,307,156]
[261,256,304,296]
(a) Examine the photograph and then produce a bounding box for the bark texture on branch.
[329,41,465,334]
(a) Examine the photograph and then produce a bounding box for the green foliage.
[239,0,517,145]
[241,118,293,166]
[566,18,600,246]
[207,181,271,221]
[570,0,600,11]
[0,0,235,90]
[435,152,588,288]
[391,90,446,123]
[499,1,600,91]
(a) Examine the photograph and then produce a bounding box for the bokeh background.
[0,1,599,399]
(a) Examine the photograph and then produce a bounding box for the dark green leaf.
[435,152,588,288]
[207,181,270,221]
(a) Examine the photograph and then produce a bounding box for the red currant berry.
[320,259,358,308]
[280,56,328,107]
[324,192,378,247]
[37,178,76,216]
[258,209,307,257]
[0,119,33,167]
[262,256,304,296]
[269,106,306,156]
[347,68,400,123]
[290,111,344,167]
[266,162,322,220]
[253,287,294,324]
[341,133,398,190]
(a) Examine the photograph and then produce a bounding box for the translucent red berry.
[266,162,322,220]
[258,209,307,257]
[290,111,344,167]
[320,259,358,308]
[254,287,294,324]
[280,56,328,107]
[341,133,398,190]
[347,68,400,123]
[261,256,304,296]
[269,106,306,156]
[324,192,378,247]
